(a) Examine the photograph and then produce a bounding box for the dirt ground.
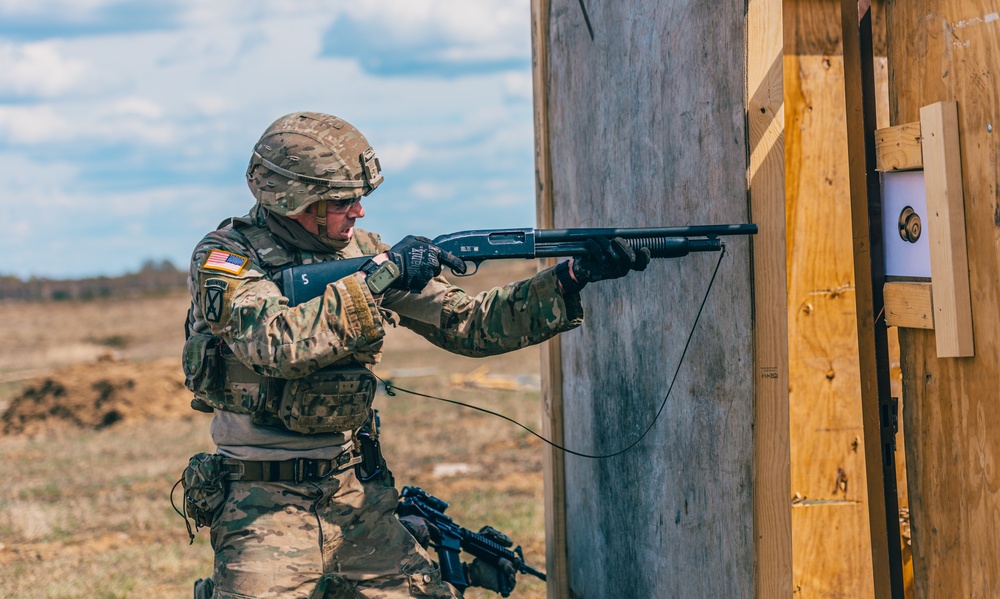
[0,261,550,598]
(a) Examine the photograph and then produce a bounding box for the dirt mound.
[2,357,194,436]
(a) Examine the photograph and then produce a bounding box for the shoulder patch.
[202,278,229,323]
[202,250,249,275]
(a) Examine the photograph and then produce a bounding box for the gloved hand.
[557,236,650,293]
[397,515,438,550]
[387,235,467,293]
[466,557,518,596]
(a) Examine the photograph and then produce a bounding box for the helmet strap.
[315,200,329,240]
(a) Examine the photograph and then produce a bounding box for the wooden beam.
[875,121,922,172]
[748,0,792,597]
[530,2,569,597]
[884,281,933,329]
[840,0,906,596]
[920,101,974,358]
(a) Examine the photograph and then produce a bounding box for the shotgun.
[280,224,757,306]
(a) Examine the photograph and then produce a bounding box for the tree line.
[0,259,188,301]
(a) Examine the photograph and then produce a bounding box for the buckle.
[293,458,321,484]
[222,458,245,481]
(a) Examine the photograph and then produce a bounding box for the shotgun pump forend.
[280,224,757,306]
[395,485,545,597]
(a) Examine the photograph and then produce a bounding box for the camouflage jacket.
[187,210,585,376]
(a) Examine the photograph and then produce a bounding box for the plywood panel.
[784,2,875,596]
[544,1,755,596]
[886,1,1000,596]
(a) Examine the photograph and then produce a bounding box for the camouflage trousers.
[210,467,461,599]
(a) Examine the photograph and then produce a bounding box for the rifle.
[395,485,545,597]
[280,224,757,306]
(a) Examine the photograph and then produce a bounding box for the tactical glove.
[397,515,438,550]
[387,235,467,293]
[466,557,518,596]
[557,236,650,293]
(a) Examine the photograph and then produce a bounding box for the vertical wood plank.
[748,0,793,596]
[530,1,569,597]
[919,101,974,358]
[783,1,878,596]
[841,0,907,596]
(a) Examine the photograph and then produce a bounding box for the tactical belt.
[222,453,362,484]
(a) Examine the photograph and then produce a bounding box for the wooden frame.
[872,103,974,358]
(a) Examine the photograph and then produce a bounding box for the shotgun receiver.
[280,224,757,306]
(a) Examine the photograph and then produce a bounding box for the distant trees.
[0,260,187,301]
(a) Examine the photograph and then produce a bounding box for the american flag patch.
[203,250,248,275]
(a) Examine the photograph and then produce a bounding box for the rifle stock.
[280,224,757,306]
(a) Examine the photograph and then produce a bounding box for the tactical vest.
[182,216,385,435]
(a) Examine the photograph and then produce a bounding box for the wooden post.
[748,0,793,596]
[530,1,569,597]
[840,0,906,596]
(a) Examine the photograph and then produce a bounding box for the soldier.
[181,111,649,598]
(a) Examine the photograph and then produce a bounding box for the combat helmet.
[246,112,383,234]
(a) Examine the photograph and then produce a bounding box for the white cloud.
[343,0,529,55]
[410,181,455,201]
[0,105,74,143]
[110,96,163,119]
[378,142,422,170]
[0,41,92,97]
[0,0,119,17]
[0,2,537,277]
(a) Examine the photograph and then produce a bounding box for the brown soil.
[1,356,192,436]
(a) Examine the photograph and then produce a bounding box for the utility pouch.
[277,366,377,434]
[182,333,224,393]
[355,409,384,483]
[182,452,229,530]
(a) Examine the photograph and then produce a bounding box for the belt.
[222,453,362,484]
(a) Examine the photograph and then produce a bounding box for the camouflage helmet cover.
[246,112,383,216]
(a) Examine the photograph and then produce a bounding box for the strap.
[238,222,296,269]
[223,454,362,484]
[250,151,367,188]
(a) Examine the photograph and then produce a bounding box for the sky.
[0,0,536,279]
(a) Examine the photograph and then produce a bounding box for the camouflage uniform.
[186,205,584,598]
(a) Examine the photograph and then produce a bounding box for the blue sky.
[0,0,535,279]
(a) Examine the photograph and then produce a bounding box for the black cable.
[375,248,728,460]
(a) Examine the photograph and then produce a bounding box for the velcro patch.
[202,250,248,275]
[203,279,229,323]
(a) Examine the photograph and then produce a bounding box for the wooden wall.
[533,0,787,596]
[884,1,1000,596]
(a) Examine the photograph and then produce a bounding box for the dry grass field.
[0,261,550,599]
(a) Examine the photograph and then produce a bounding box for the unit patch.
[203,250,248,275]
[203,279,229,323]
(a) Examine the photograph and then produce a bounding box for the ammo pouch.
[276,366,377,434]
[181,452,228,530]
[182,333,223,393]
